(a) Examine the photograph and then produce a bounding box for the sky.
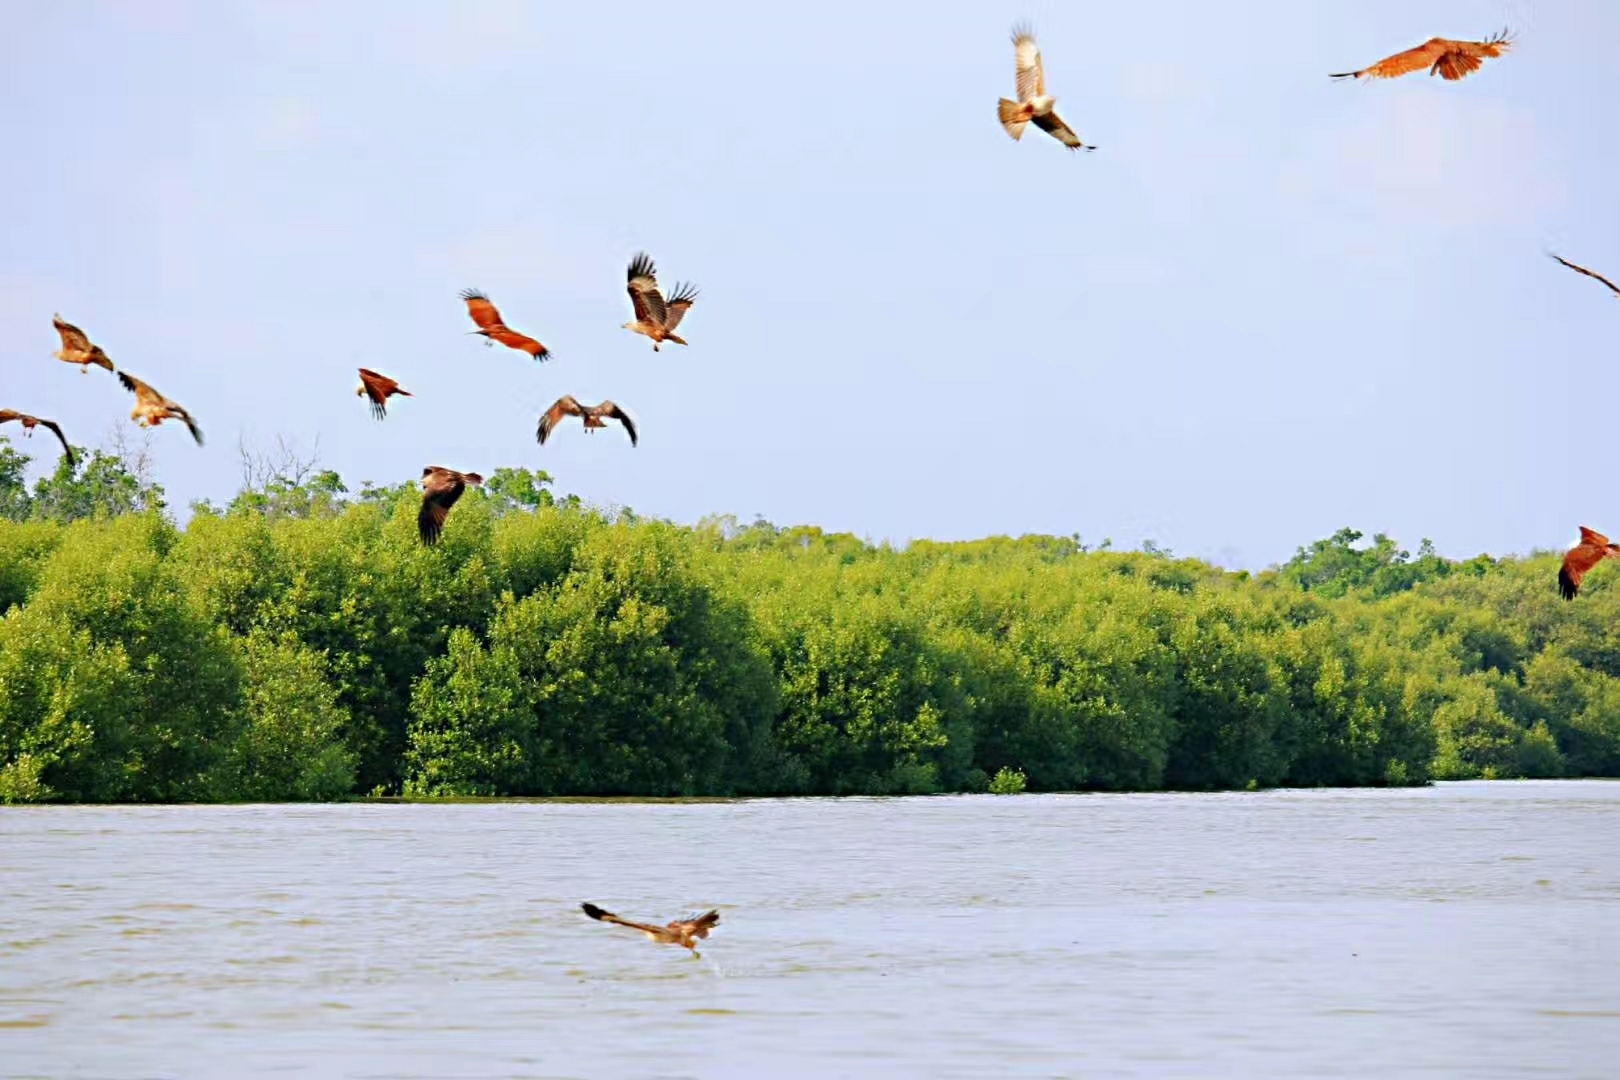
[2,0,1617,570]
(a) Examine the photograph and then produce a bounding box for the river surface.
[2,781,1618,1079]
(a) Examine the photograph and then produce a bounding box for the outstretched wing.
[117,370,159,406]
[37,418,77,469]
[1560,544,1605,600]
[581,903,669,939]
[53,314,92,354]
[672,910,720,938]
[1578,526,1611,548]
[627,252,668,327]
[0,409,19,425]
[460,289,506,331]
[417,468,466,546]
[358,368,395,420]
[1331,38,1451,80]
[1549,254,1620,299]
[661,283,698,332]
[599,401,639,446]
[177,408,204,447]
[537,395,584,445]
[1033,110,1089,150]
[485,326,551,360]
[1012,28,1044,102]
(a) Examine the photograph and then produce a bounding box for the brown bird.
[580,902,720,957]
[1559,526,1620,600]
[997,26,1093,151]
[418,466,483,546]
[1548,254,1620,300]
[624,253,698,351]
[117,372,203,445]
[1331,30,1512,81]
[537,396,638,447]
[52,314,114,374]
[356,367,412,420]
[460,289,552,361]
[0,410,76,469]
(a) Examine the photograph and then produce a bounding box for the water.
[2,781,1617,1079]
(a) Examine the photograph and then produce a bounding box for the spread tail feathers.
[998,98,1030,140]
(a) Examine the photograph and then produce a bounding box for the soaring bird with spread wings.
[1548,254,1620,300]
[537,396,638,447]
[117,372,203,445]
[1559,527,1620,601]
[418,466,482,546]
[356,368,412,420]
[580,903,720,957]
[0,410,75,469]
[52,314,114,374]
[1331,30,1512,81]
[460,290,552,361]
[997,26,1093,151]
[624,253,698,351]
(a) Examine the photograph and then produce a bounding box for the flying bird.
[117,372,203,445]
[1559,527,1620,600]
[1331,30,1512,81]
[51,314,114,374]
[418,466,483,546]
[580,902,720,957]
[460,289,552,361]
[997,26,1094,151]
[624,253,698,351]
[356,368,412,420]
[0,410,76,470]
[1548,254,1620,300]
[537,396,638,447]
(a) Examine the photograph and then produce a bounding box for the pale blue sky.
[3,1,1616,569]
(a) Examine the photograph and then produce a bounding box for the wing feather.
[581,903,668,938]
[1032,110,1090,150]
[600,401,638,446]
[1332,32,1511,80]
[1012,28,1043,102]
[1549,254,1620,299]
[660,283,698,331]
[460,289,505,331]
[627,252,668,326]
[52,314,92,354]
[39,419,77,469]
[537,395,583,445]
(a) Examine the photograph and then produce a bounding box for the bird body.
[580,902,719,955]
[418,466,483,545]
[52,314,114,374]
[624,253,698,351]
[460,290,551,361]
[116,371,203,445]
[0,410,75,469]
[1548,254,1620,300]
[537,395,638,446]
[356,367,412,420]
[998,27,1092,151]
[1331,30,1512,81]
[1559,526,1620,600]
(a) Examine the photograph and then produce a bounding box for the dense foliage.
[2,436,1616,803]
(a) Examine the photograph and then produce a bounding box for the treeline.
[1,439,1617,803]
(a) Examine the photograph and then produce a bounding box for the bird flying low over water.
[1331,30,1512,81]
[580,902,720,957]
[52,314,114,374]
[537,396,638,447]
[117,372,203,445]
[998,26,1093,151]
[460,289,552,361]
[418,466,482,546]
[0,410,75,469]
[624,253,698,352]
[1548,254,1620,300]
[356,367,412,420]
[1559,527,1620,600]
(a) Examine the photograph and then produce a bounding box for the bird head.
[355,382,366,396]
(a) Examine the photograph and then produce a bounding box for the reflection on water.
[2,781,1618,1078]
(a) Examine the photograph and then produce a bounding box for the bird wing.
[177,407,204,447]
[599,401,638,446]
[627,253,668,327]
[1578,526,1611,548]
[417,468,466,545]
[1032,110,1087,149]
[117,371,161,407]
[581,903,670,940]
[1561,542,1608,600]
[1012,29,1043,102]
[358,368,394,419]
[672,910,720,938]
[660,283,698,331]
[1549,254,1620,299]
[537,395,584,445]
[460,289,506,331]
[484,326,551,359]
[36,418,76,469]
[1331,38,1452,80]
[53,314,92,354]
[0,409,19,424]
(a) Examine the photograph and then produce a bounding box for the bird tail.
[998,98,1030,140]
[665,334,688,347]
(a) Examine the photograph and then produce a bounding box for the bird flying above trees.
[580,903,720,957]
[1559,527,1620,600]
[537,396,638,447]
[1331,30,1512,81]
[997,26,1093,151]
[356,367,412,420]
[624,253,698,351]
[460,289,552,361]
[51,314,114,374]
[1548,254,1620,300]
[0,410,75,469]
[418,466,482,546]
[117,372,203,445]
